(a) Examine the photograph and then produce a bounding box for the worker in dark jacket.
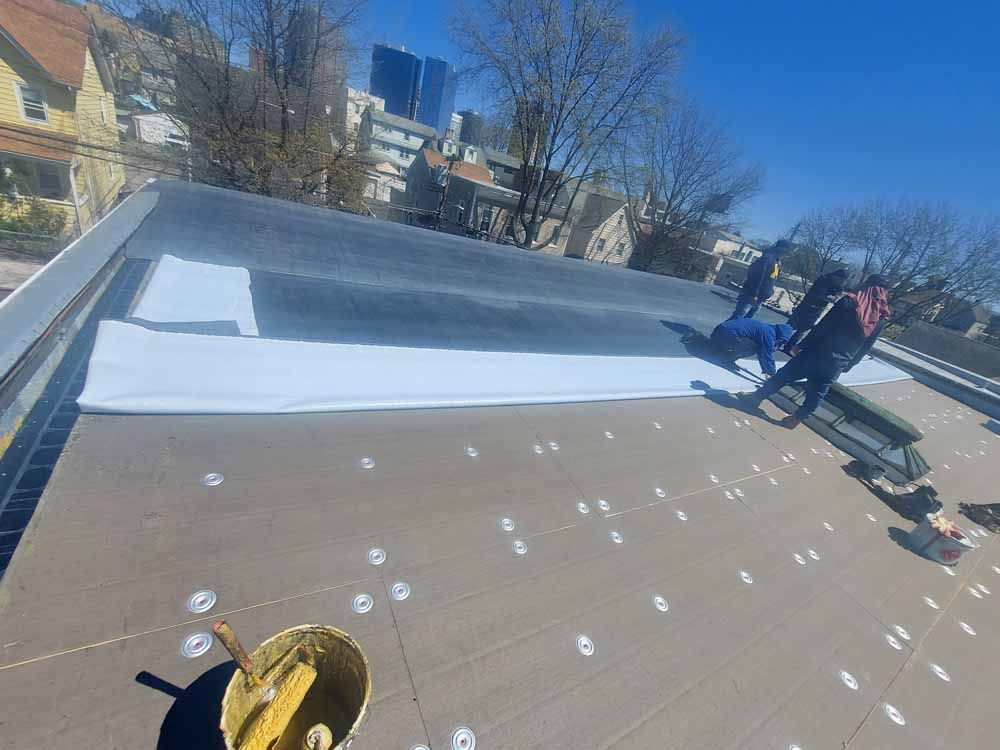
[739,275,891,429]
[710,319,794,377]
[784,268,849,352]
[728,240,792,320]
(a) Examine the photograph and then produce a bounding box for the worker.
[728,239,792,320]
[783,268,849,352]
[738,275,891,429]
[709,319,794,377]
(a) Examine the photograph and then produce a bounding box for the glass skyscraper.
[369,44,421,119]
[416,57,458,136]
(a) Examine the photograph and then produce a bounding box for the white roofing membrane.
[78,320,910,414]
[131,254,259,336]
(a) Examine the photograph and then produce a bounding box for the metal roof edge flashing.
[0,186,159,382]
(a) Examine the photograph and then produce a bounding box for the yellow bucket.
[220,624,371,750]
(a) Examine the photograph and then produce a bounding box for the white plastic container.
[908,514,977,566]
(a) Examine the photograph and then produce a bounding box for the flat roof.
[0,181,997,750]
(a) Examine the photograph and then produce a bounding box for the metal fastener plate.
[576,635,595,656]
[894,625,911,641]
[513,540,528,555]
[597,499,611,511]
[652,595,669,612]
[883,703,905,725]
[202,472,224,487]
[577,502,590,514]
[186,590,217,614]
[451,726,476,750]
[500,517,515,532]
[930,663,950,682]
[390,582,411,601]
[839,670,859,690]
[959,621,976,636]
[181,632,213,658]
[368,548,386,566]
[352,593,374,614]
[609,531,623,544]
[739,570,753,584]
[360,457,375,469]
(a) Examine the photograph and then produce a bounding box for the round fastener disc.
[451,726,476,750]
[923,596,939,610]
[823,522,835,532]
[548,441,560,451]
[513,540,527,555]
[202,472,224,487]
[786,453,796,460]
[782,455,790,463]
[181,632,212,658]
[368,548,386,566]
[942,565,956,576]
[743,419,751,426]
[959,621,976,636]
[609,531,623,544]
[709,474,719,483]
[360,457,375,469]
[751,464,760,472]
[808,549,820,561]
[652,595,669,612]
[930,663,950,682]
[992,565,1000,575]
[788,745,802,750]
[577,502,590,514]
[769,477,779,486]
[968,587,983,599]
[654,422,663,430]
[976,583,991,595]
[884,703,905,726]
[604,431,615,439]
[655,487,666,498]
[186,590,217,614]
[533,444,544,454]
[884,634,902,650]
[598,499,611,511]
[894,625,911,641]
[464,445,479,458]
[734,488,744,497]
[352,593,374,614]
[412,745,430,750]
[707,427,715,434]
[794,553,806,566]
[866,513,878,522]
[674,510,688,522]
[390,582,411,601]
[576,635,595,656]
[739,570,753,584]
[839,670,859,690]
[500,517,515,532]
[724,490,735,500]
[802,467,812,475]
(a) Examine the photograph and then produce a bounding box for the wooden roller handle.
[213,620,268,688]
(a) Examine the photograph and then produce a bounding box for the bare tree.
[100,0,366,206]
[618,98,763,271]
[454,0,681,248]
[782,206,854,287]
[801,198,1000,324]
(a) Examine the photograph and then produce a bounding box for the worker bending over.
[710,319,794,377]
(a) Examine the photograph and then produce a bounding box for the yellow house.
[0,0,125,236]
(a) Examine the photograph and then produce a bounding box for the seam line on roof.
[0,575,373,672]
[382,578,432,747]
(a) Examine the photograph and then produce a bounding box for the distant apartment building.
[359,108,436,174]
[416,57,457,136]
[369,44,421,119]
[445,112,463,141]
[458,110,485,146]
[0,0,126,235]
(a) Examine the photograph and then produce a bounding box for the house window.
[480,206,494,233]
[616,241,625,256]
[108,162,115,178]
[596,238,606,253]
[17,83,48,123]
[36,162,65,199]
[100,98,108,125]
[617,214,624,227]
[549,224,562,245]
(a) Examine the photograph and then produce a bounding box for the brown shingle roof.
[421,149,496,187]
[0,0,91,89]
[0,123,75,163]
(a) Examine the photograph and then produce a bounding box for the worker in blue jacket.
[728,239,793,320]
[710,319,794,377]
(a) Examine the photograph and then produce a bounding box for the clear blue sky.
[358,0,1000,239]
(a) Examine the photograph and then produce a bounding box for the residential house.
[340,87,384,145]
[357,150,405,207]
[0,0,125,235]
[933,298,992,339]
[563,184,632,264]
[131,111,188,147]
[484,148,520,189]
[358,108,436,175]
